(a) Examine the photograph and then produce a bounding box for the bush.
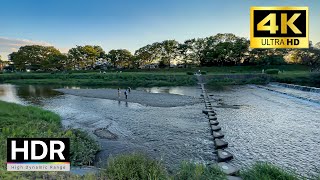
[101,153,168,180]
[240,162,298,180]
[265,69,279,74]
[201,71,207,75]
[186,72,194,75]
[174,162,226,180]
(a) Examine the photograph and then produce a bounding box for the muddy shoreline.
[56,88,201,107]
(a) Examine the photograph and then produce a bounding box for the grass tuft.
[174,162,227,180]
[100,153,168,180]
[240,162,299,180]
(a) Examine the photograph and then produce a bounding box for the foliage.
[100,153,168,180]
[108,49,133,68]
[265,69,279,74]
[240,162,299,180]
[0,101,100,168]
[9,45,62,71]
[174,162,226,180]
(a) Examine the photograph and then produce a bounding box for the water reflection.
[0,84,25,104]
[0,84,62,105]
[137,86,200,97]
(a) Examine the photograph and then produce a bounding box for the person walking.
[128,87,131,93]
[124,90,128,99]
[118,88,121,98]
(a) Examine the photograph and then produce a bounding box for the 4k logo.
[250,7,309,49]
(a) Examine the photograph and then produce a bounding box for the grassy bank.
[0,72,197,87]
[0,100,100,179]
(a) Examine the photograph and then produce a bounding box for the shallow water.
[208,85,320,177]
[1,83,319,176]
[0,84,214,170]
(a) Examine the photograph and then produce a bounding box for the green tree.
[134,42,163,68]
[9,45,61,71]
[160,40,179,67]
[108,49,133,68]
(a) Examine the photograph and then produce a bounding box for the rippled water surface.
[1,83,319,176]
[209,85,320,177]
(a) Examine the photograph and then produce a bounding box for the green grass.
[174,162,226,180]
[0,72,197,87]
[0,100,100,179]
[240,162,299,180]
[100,153,168,180]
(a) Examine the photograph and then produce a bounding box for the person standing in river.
[124,90,128,99]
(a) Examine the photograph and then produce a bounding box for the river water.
[0,83,319,176]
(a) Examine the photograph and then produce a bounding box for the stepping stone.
[202,109,214,114]
[211,125,221,132]
[212,131,224,139]
[209,120,219,126]
[227,176,242,180]
[208,116,217,120]
[208,112,216,116]
[217,150,234,162]
[214,139,228,149]
[217,162,239,175]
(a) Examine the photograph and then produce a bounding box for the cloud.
[0,37,69,60]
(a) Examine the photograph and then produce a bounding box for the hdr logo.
[7,138,70,171]
[250,7,309,49]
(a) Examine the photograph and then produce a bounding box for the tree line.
[5,33,320,72]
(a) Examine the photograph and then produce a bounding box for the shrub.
[186,72,194,75]
[101,153,168,180]
[201,71,207,75]
[265,69,279,74]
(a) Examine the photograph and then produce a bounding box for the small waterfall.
[270,82,320,93]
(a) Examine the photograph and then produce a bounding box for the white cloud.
[0,37,69,60]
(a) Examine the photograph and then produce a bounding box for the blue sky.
[0,0,319,59]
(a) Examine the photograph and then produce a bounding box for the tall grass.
[100,153,168,180]
[174,162,226,180]
[240,162,299,180]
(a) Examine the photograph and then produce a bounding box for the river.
[0,83,319,176]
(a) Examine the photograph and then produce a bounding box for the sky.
[0,0,319,60]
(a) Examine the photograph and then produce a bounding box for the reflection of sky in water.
[0,84,25,105]
[137,86,200,97]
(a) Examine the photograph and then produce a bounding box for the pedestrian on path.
[128,87,131,93]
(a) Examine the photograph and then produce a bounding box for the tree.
[160,40,179,67]
[291,49,320,71]
[108,49,133,68]
[199,34,249,66]
[134,42,162,68]
[9,45,62,71]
